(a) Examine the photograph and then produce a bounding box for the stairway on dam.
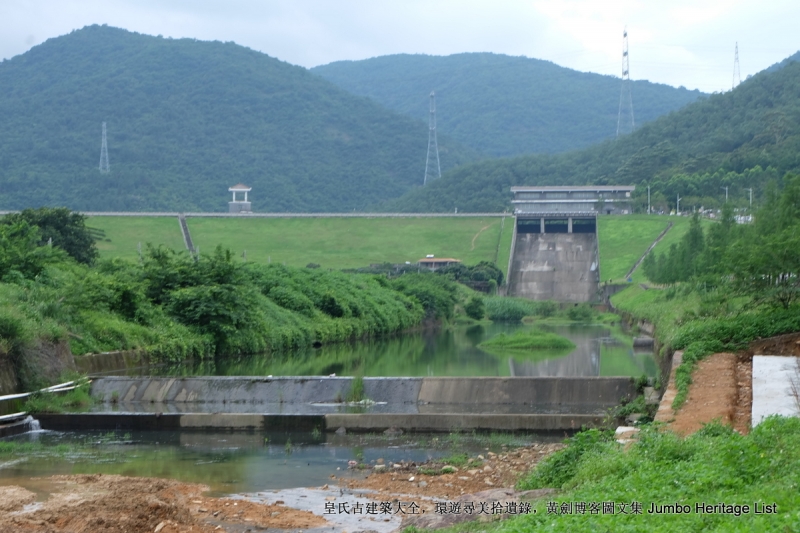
[507,232,599,303]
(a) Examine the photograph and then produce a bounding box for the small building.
[418,257,461,272]
[228,184,252,213]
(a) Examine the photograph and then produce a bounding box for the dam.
[506,185,634,302]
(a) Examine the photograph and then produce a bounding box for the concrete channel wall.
[33,376,638,433]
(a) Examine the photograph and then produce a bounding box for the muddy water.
[0,429,552,496]
[94,322,656,378]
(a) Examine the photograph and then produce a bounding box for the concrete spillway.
[508,233,599,302]
[32,376,636,433]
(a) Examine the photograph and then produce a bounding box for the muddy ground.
[0,474,327,533]
[0,443,565,533]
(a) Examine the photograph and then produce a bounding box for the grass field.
[185,216,515,271]
[87,216,186,261]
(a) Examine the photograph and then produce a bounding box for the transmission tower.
[732,42,741,89]
[99,122,110,173]
[424,91,441,185]
[616,27,635,138]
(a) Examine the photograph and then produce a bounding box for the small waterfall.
[23,415,42,433]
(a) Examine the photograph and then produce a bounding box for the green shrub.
[567,304,593,322]
[484,297,537,321]
[464,296,485,320]
[480,328,575,351]
[518,428,613,489]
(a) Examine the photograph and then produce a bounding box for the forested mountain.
[312,53,704,157]
[0,25,479,212]
[382,55,800,213]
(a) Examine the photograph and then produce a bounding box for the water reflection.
[104,322,655,378]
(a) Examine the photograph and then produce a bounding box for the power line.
[423,91,441,185]
[732,42,741,89]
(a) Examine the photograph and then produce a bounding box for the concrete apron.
[36,376,635,432]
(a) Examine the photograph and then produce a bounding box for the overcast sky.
[1,0,798,93]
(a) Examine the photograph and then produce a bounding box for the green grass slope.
[186,216,513,270]
[0,25,479,213]
[596,215,716,283]
[597,215,672,282]
[312,53,703,157]
[88,216,186,260]
[382,57,800,213]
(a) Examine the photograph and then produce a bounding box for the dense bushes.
[0,215,448,389]
[388,273,458,321]
[484,297,557,322]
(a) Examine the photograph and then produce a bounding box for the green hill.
[0,26,479,212]
[382,56,800,213]
[312,53,704,157]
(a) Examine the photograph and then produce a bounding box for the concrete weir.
[34,376,636,433]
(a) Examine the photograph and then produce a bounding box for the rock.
[384,426,403,436]
[487,452,496,457]
[477,454,484,460]
[376,458,384,465]
[644,386,660,405]
[373,464,386,471]
[625,413,644,424]
[483,465,492,472]
[441,465,457,473]
[467,469,479,476]
[418,481,428,488]
[408,476,415,482]
[484,479,494,486]
[154,523,167,533]
[335,427,347,435]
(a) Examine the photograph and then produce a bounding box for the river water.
[0,429,555,495]
[0,321,654,497]
[105,321,656,378]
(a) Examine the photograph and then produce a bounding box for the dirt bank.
[0,474,325,533]
[337,442,564,501]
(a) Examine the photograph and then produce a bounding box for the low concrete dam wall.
[33,376,636,433]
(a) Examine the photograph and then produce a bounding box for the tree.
[0,208,98,265]
[0,221,66,280]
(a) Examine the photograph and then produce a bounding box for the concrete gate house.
[228,184,252,213]
[507,185,635,302]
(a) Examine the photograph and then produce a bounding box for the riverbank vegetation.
[503,418,800,532]
[1,209,483,391]
[613,173,800,408]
